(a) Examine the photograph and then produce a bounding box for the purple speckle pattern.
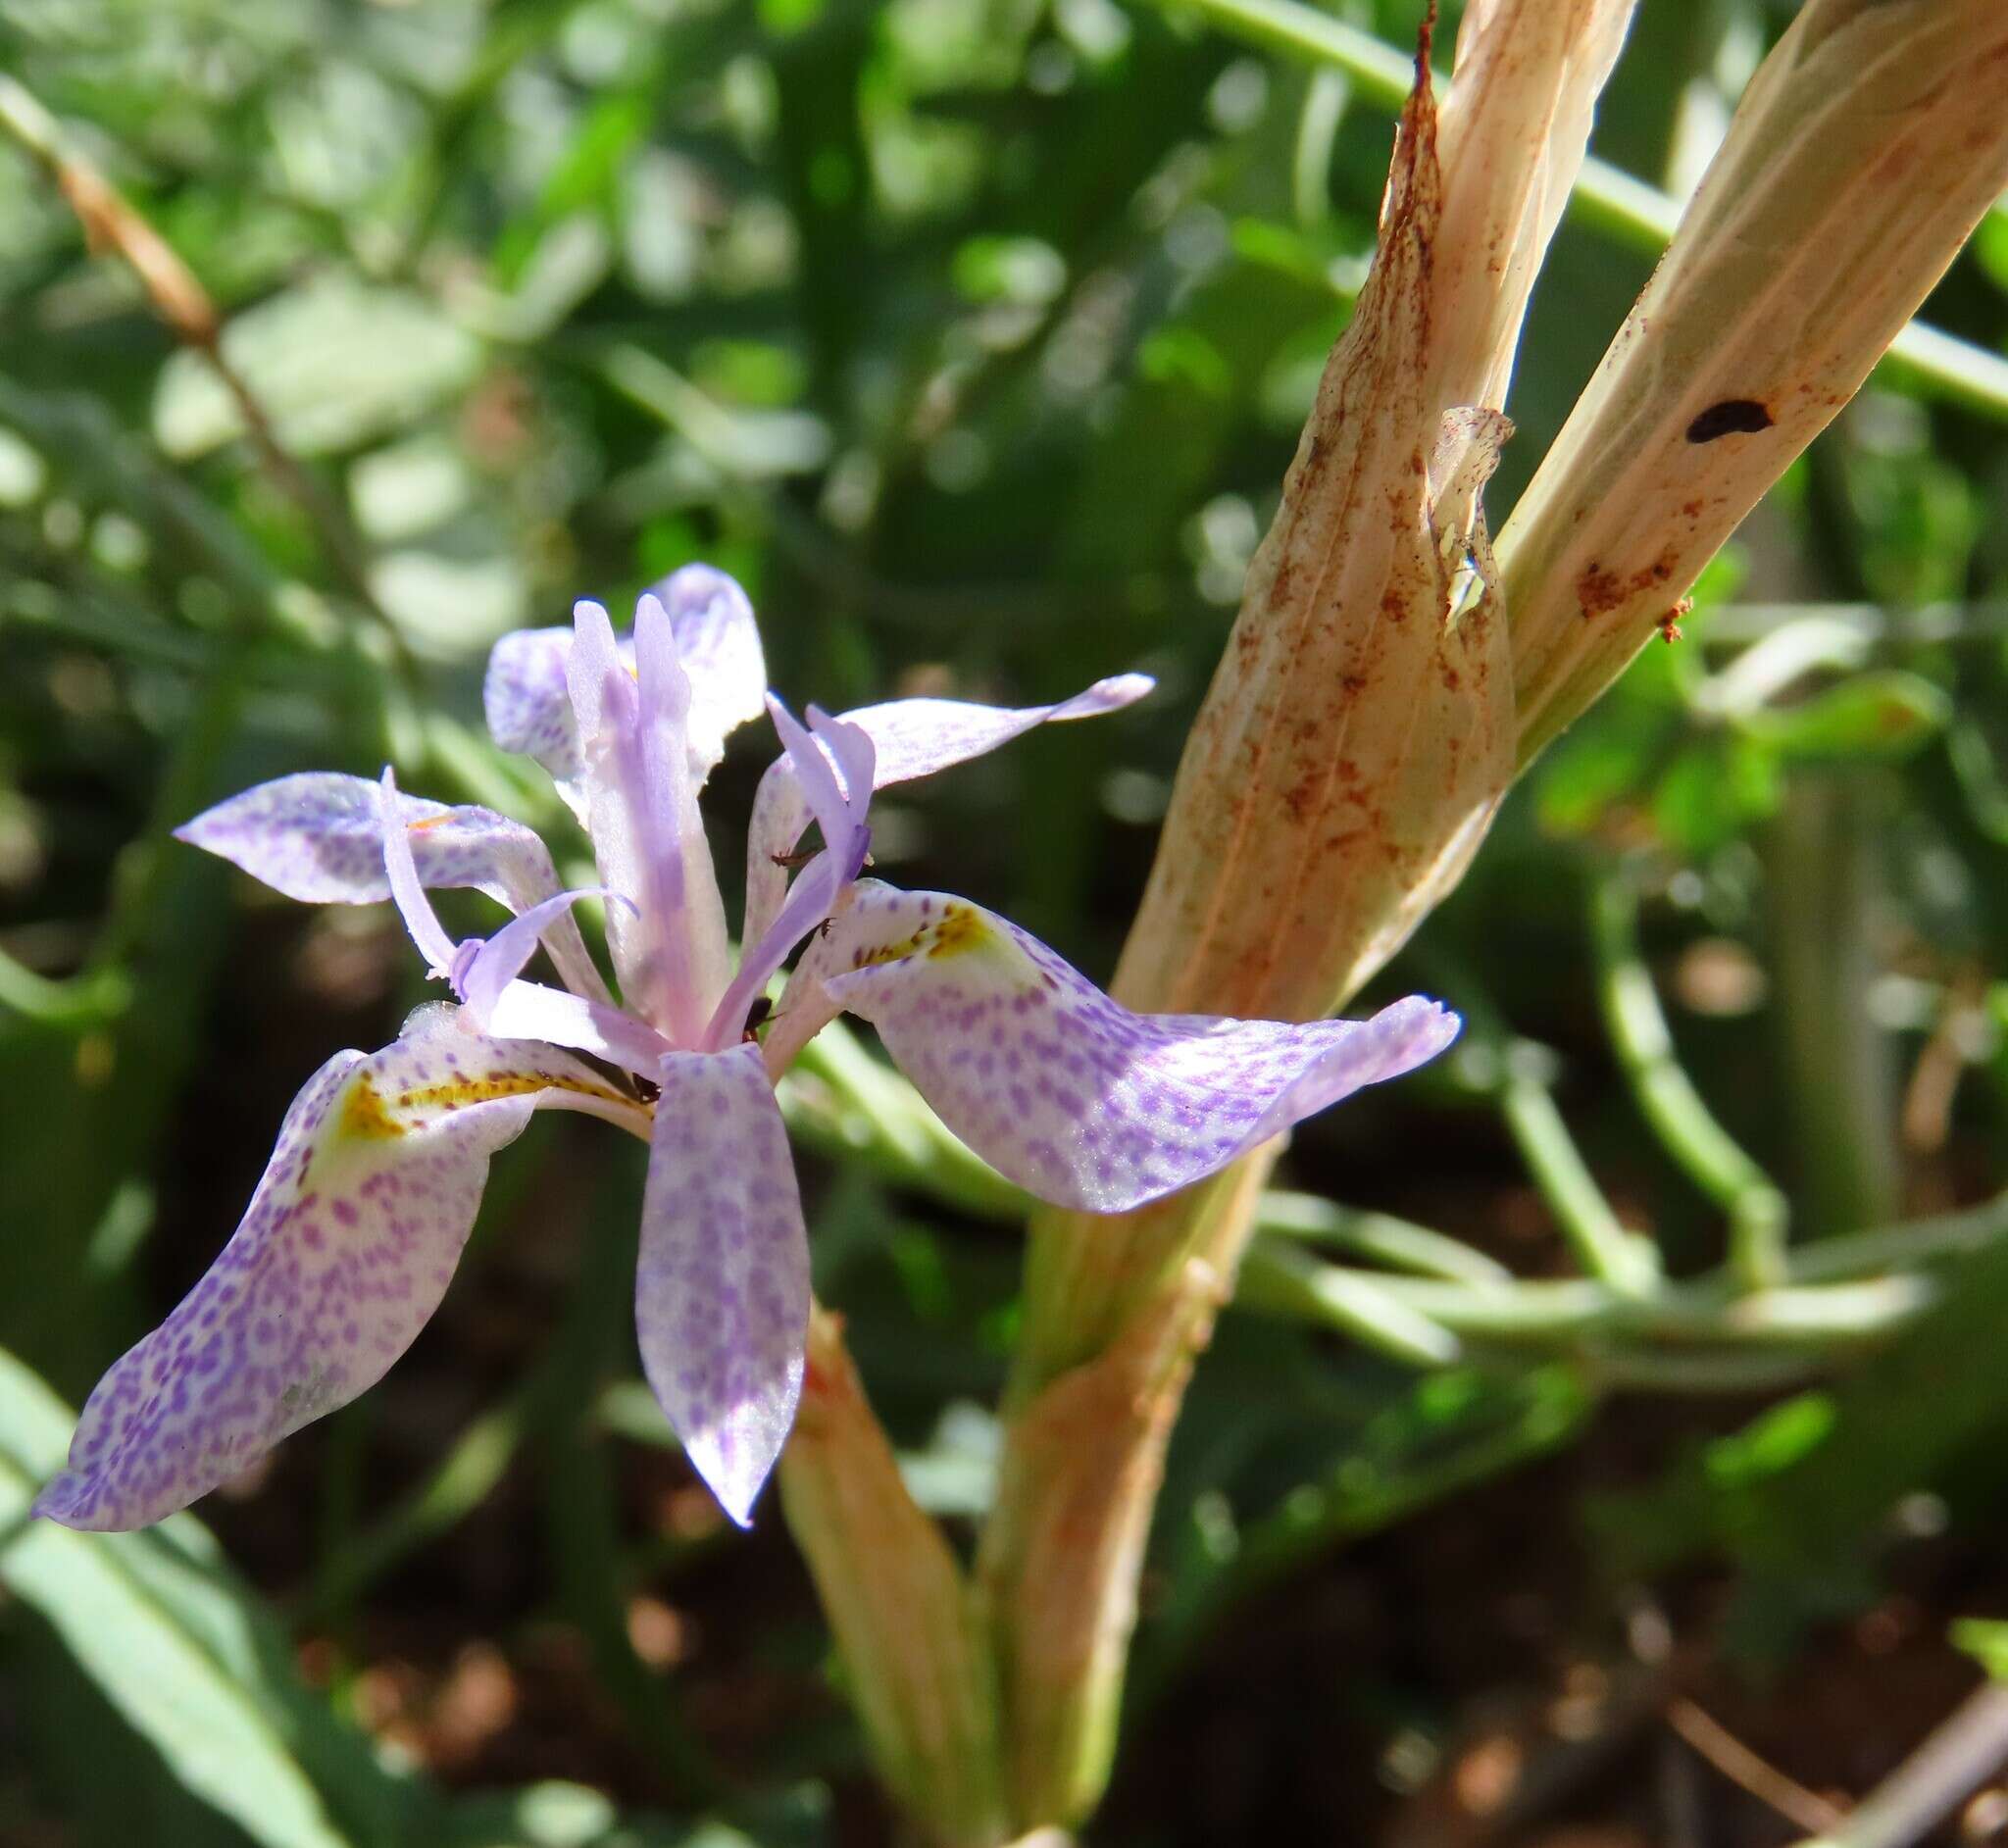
[741,673,1155,947]
[814,882,1460,1215]
[34,1017,619,1532]
[483,626,587,782]
[636,1043,809,1527]
[176,772,607,1005]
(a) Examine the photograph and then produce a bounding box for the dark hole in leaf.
[1686,399,1775,443]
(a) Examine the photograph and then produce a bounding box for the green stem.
[1591,872,1788,1287]
[1240,1250,1940,1353]
[1500,1062,1660,1295]
[1763,776,1902,1237]
[1235,1240,1463,1367]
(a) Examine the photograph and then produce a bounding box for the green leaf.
[0,1347,426,1848]
[154,278,482,459]
[1743,672,1951,763]
[1952,1618,2008,1682]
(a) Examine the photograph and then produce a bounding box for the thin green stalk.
[1591,873,1788,1287]
[1234,1240,1463,1367]
[295,1388,533,1624]
[1764,776,1902,1238]
[1789,1191,2008,1282]
[1500,1062,1660,1295]
[0,950,128,1028]
[1253,1190,1514,1283]
[1134,0,2008,421]
[1240,1251,1939,1352]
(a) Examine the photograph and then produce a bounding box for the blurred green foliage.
[4,0,2008,1840]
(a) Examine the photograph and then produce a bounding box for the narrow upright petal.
[566,597,731,1043]
[377,767,460,977]
[176,772,610,1004]
[483,566,765,789]
[787,882,1457,1214]
[653,564,767,778]
[742,674,1153,946]
[35,1011,647,1532]
[636,1043,810,1526]
[702,703,875,1051]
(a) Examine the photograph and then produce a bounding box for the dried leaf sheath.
[1504,0,2008,762]
[1117,0,1636,1023]
[983,6,1642,1828]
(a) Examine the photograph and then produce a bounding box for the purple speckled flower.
[35,563,1458,1533]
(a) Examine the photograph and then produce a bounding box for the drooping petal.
[483,567,765,789]
[788,882,1458,1214]
[34,1010,648,1532]
[742,673,1154,946]
[636,1042,810,1526]
[566,596,730,1044]
[653,564,767,778]
[176,772,611,1005]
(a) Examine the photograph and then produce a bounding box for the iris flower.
[35,567,1458,1532]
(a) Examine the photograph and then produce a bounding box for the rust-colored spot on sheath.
[1578,550,1678,622]
[1281,770,1323,823]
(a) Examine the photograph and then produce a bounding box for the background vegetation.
[4,0,2008,1841]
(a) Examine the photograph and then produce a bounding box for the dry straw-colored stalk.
[779,2,2008,1839]
[978,1,1639,1825]
[1504,0,2008,763]
[778,1307,1008,1843]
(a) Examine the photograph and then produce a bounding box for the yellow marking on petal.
[393,1069,632,1113]
[848,904,993,970]
[339,1075,407,1141]
[406,812,455,832]
[926,905,989,960]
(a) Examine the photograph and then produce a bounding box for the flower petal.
[742,673,1154,945]
[796,882,1458,1213]
[566,596,730,1043]
[34,1011,647,1532]
[636,1043,809,1526]
[483,567,765,790]
[176,773,610,1004]
[700,702,877,1051]
[653,564,767,778]
[483,626,582,782]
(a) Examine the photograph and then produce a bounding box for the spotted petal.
[34,1010,646,1532]
[483,567,766,790]
[176,773,610,1005]
[636,1043,810,1526]
[483,627,580,781]
[742,674,1154,945]
[789,882,1458,1213]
